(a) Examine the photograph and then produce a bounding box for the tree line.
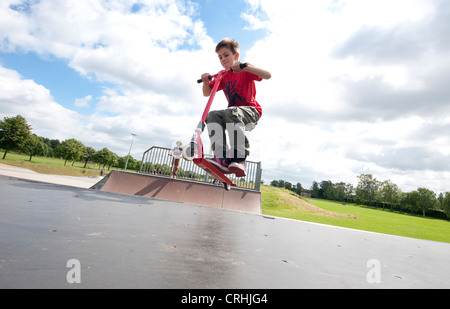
[271,173,450,220]
[0,115,141,171]
[270,179,304,196]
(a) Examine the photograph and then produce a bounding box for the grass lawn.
[261,185,450,243]
[0,151,137,177]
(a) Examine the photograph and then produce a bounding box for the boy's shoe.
[228,160,246,177]
[205,157,230,174]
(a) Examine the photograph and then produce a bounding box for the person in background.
[168,141,183,178]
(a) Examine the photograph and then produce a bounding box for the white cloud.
[74,95,92,108]
[242,0,450,192]
[0,65,84,140]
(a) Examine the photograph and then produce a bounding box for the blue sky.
[0,52,107,115]
[195,0,266,55]
[1,0,450,193]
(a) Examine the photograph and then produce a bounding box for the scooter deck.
[193,158,236,188]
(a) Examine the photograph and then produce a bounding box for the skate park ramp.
[91,170,262,214]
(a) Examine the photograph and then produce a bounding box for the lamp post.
[124,133,137,171]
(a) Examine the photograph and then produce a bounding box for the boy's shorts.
[206,106,260,160]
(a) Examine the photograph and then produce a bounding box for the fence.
[139,146,262,191]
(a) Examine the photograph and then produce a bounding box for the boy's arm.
[232,62,272,80]
[201,73,212,96]
[244,65,271,80]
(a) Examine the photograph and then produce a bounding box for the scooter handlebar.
[197,63,248,83]
[197,75,212,84]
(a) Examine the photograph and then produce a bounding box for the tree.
[356,174,379,206]
[295,182,303,195]
[311,181,319,198]
[107,152,118,170]
[82,146,96,168]
[93,148,114,169]
[284,181,292,191]
[0,115,32,159]
[118,155,138,170]
[345,183,354,203]
[334,182,353,202]
[23,134,47,161]
[438,192,444,210]
[320,180,335,200]
[416,187,437,217]
[42,138,61,157]
[402,191,419,214]
[443,193,450,219]
[55,138,85,166]
[378,180,401,210]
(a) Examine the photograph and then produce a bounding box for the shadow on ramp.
[91,171,261,214]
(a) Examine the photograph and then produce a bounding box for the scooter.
[182,63,248,191]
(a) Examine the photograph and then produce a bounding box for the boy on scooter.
[200,38,271,177]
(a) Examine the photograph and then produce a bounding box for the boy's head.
[215,38,240,69]
[215,38,240,55]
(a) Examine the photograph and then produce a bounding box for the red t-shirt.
[209,66,263,118]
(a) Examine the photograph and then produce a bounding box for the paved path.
[0,163,104,188]
[1,170,449,289]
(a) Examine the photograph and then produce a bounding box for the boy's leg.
[173,158,180,176]
[206,110,227,158]
[223,106,259,160]
[223,106,259,177]
[205,110,230,173]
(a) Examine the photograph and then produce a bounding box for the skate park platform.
[91,170,262,214]
[1,172,450,289]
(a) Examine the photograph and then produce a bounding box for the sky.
[1,0,450,193]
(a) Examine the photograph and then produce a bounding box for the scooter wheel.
[224,183,231,191]
[182,144,194,161]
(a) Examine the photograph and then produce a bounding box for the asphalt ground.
[1,165,450,289]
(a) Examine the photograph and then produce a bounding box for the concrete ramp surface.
[2,175,450,289]
[92,171,261,214]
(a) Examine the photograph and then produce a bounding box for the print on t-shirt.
[223,80,246,107]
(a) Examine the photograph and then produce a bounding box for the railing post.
[254,161,262,192]
[139,152,145,173]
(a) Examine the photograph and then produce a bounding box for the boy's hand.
[201,73,211,83]
[231,61,245,73]
[201,73,212,96]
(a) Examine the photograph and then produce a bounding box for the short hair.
[215,38,240,55]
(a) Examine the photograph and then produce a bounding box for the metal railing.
[139,146,262,191]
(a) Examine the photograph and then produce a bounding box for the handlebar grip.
[197,75,212,84]
[231,62,248,72]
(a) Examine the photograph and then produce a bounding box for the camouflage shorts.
[206,106,260,159]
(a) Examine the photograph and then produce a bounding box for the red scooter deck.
[193,158,236,190]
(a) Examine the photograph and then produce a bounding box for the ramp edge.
[93,170,262,214]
